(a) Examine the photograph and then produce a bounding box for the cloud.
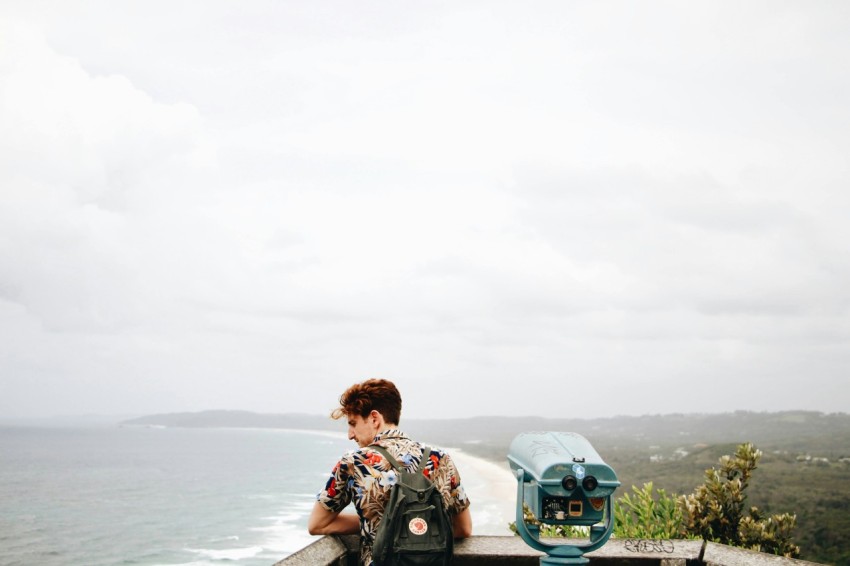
[1,23,211,333]
[1,3,850,419]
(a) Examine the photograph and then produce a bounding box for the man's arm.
[451,507,472,539]
[307,501,360,536]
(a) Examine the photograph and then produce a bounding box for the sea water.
[0,425,515,566]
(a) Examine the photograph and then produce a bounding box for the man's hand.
[307,501,360,536]
[452,507,472,539]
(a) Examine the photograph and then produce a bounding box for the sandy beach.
[448,448,517,536]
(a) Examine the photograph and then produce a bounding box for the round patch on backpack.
[408,517,428,536]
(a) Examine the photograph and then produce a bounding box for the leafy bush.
[614,482,687,539]
[679,442,800,557]
[510,502,589,538]
[509,484,684,540]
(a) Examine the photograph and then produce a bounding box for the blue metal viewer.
[508,431,621,565]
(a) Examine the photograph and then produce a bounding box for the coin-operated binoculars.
[508,432,620,565]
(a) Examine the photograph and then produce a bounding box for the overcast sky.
[1,1,849,421]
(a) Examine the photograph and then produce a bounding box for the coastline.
[447,447,517,535]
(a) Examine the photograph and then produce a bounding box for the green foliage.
[614,482,689,539]
[509,503,589,538]
[679,442,800,558]
[510,483,687,541]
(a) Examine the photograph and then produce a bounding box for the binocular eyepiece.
[561,475,598,492]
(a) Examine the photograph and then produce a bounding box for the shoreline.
[446,446,517,535]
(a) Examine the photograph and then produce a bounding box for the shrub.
[614,482,687,539]
[679,442,800,557]
[509,502,588,538]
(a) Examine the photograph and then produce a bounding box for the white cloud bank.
[1,2,849,420]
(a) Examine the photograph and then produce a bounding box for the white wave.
[258,512,301,523]
[253,521,318,556]
[185,545,264,560]
[247,493,278,500]
[290,499,317,512]
[249,505,325,558]
[206,535,240,542]
[279,491,316,498]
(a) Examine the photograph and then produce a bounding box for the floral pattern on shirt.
[317,429,470,566]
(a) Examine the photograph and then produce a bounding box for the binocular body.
[508,431,620,565]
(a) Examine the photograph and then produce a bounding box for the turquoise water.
[0,425,353,566]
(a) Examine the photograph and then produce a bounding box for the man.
[308,378,472,565]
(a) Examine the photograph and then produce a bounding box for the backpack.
[369,444,453,566]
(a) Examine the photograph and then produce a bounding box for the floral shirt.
[316,429,470,566]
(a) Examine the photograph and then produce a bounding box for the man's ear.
[369,409,383,425]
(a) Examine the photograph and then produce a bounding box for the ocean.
[0,425,515,566]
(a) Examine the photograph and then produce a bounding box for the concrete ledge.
[702,542,823,566]
[452,537,705,565]
[588,539,704,563]
[273,534,350,565]
[275,536,825,565]
[453,535,541,565]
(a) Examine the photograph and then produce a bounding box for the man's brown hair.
[331,378,402,425]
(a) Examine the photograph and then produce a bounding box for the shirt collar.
[372,428,407,443]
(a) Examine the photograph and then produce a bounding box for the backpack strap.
[370,444,430,474]
[418,446,431,473]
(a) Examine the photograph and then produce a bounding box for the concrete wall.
[275,536,825,566]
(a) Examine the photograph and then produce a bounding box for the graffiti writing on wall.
[623,539,675,554]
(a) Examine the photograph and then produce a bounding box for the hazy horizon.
[3,407,848,428]
[2,2,849,421]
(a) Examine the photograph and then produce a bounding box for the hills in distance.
[122,409,850,460]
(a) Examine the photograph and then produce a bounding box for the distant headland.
[121,409,850,460]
